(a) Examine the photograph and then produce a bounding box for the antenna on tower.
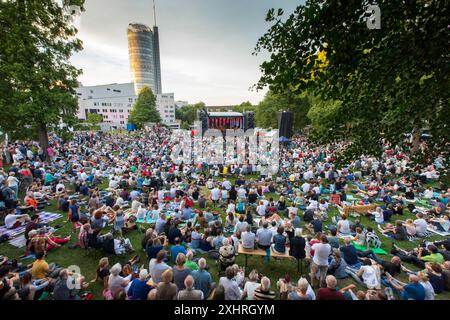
[152,0,157,26]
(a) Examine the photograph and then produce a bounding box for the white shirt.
[301,182,311,193]
[243,281,260,300]
[414,219,428,234]
[420,281,435,300]
[311,243,331,266]
[257,205,266,216]
[360,265,379,289]
[337,219,351,234]
[136,207,147,220]
[210,188,220,201]
[5,214,22,229]
[237,188,247,199]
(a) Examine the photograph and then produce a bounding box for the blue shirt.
[404,283,425,300]
[191,270,212,297]
[292,216,301,229]
[340,245,359,266]
[127,279,151,300]
[182,207,193,220]
[273,234,286,253]
[311,219,323,233]
[170,245,187,263]
[256,228,272,246]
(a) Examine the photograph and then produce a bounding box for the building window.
[119,109,123,113]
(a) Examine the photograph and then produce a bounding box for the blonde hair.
[297,278,309,293]
[248,270,259,282]
[99,257,109,268]
[161,269,173,283]
[176,253,186,266]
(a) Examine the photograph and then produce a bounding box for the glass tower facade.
[127,23,161,95]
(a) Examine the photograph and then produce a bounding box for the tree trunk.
[411,127,421,155]
[37,123,49,161]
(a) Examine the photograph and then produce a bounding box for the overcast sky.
[71,0,302,105]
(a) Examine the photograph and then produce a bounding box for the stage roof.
[207,112,243,117]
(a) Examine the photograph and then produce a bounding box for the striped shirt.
[254,287,276,300]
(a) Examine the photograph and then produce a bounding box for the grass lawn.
[1,176,449,300]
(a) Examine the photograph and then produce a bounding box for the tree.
[175,102,205,128]
[255,90,311,131]
[255,1,449,162]
[128,86,161,128]
[0,0,85,157]
[86,113,102,131]
[233,101,255,113]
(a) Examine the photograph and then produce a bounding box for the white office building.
[76,83,179,129]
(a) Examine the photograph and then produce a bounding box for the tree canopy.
[128,86,161,128]
[254,91,311,131]
[255,0,449,162]
[0,0,85,153]
[175,102,205,129]
[86,113,102,131]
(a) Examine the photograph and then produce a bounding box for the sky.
[71,0,302,105]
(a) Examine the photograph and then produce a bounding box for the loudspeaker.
[199,113,208,133]
[244,112,255,130]
[277,111,293,138]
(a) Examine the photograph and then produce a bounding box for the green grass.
[1,177,449,300]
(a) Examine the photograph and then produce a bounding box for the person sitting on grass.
[328,250,348,279]
[156,269,177,300]
[127,269,152,300]
[107,263,131,299]
[254,276,275,300]
[288,277,316,300]
[219,266,242,300]
[378,220,408,241]
[191,258,215,299]
[170,237,188,264]
[337,214,351,236]
[26,228,70,256]
[316,275,345,300]
[53,268,87,300]
[91,257,110,291]
[385,274,425,300]
[218,238,236,271]
[177,275,204,300]
[391,243,444,269]
[340,237,360,267]
[149,250,170,285]
[4,208,31,229]
[346,258,381,290]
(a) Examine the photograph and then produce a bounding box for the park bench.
[237,244,295,274]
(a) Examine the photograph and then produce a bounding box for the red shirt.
[317,288,345,300]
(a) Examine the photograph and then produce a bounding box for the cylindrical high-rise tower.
[127,23,156,95]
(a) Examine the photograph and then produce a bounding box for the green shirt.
[421,252,444,264]
[184,260,199,271]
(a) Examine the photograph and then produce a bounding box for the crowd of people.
[0,126,448,300]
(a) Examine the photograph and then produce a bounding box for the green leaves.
[255,0,450,163]
[128,86,161,128]
[0,0,85,148]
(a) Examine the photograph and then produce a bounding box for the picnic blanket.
[8,235,27,248]
[136,216,196,225]
[427,227,450,237]
[352,242,388,255]
[0,212,63,239]
[8,226,57,248]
